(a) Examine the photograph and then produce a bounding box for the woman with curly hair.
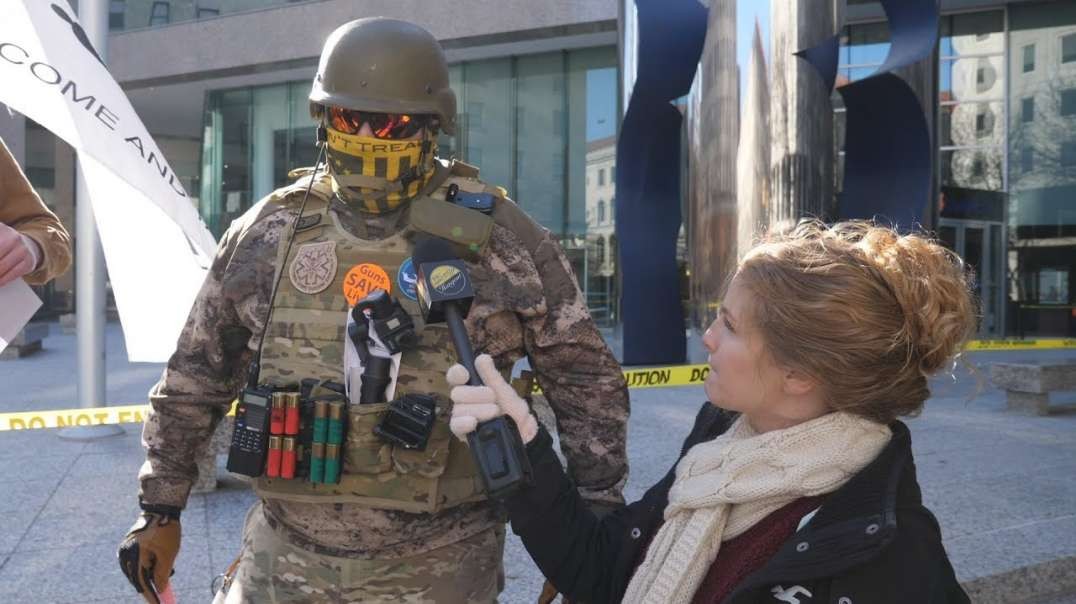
[448,220,976,604]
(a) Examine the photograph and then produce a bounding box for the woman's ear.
[781,368,817,397]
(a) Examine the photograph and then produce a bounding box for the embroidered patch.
[296,214,322,231]
[342,263,391,306]
[397,257,418,301]
[288,241,337,294]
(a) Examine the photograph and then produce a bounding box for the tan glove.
[447,354,539,444]
[118,511,181,604]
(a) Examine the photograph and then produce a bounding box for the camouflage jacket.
[138,174,630,558]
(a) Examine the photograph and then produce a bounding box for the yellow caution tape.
[2,339,1073,431]
[965,338,1076,351]
[0,403,149,431]
[0,401,238,432]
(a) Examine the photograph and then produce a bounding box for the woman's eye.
[722,317,734,333]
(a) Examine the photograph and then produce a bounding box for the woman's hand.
[446,354,539,444]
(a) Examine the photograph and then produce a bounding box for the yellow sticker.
[429,265,465,295]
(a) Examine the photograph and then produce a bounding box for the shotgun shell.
[313,401,329,443]
[327,402,345,445]
[309,442,325,484]
[284,393,301,435]
[324,443,341,484]
[266,436,282,478]
[269,393,286,435]
[281,437,297,479]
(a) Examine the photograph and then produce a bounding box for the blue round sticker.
[397,257,418,301]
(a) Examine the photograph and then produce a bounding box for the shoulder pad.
[246,172,333,228]
[410,196,494,258]
[491,196,544,252]
[449,160,480,178]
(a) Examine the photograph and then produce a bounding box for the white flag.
[0,1,217,361]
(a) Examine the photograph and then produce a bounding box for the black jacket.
[505,403,970,604]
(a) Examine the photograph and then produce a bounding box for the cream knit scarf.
[621,411,892,604]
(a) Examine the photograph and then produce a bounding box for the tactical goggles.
[328,107,434,140]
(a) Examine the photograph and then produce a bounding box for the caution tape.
[0,403,149,432]
[0,402,238,432]
[965,338,1076,351]
[2,339,1074,431]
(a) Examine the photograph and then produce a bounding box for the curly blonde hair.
[735,220,979,424]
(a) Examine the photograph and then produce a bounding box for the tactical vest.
[251,160,505,514]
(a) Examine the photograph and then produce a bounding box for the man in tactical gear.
[118,17,629,603]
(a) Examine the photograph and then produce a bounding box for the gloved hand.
[118,511,181,604]
[447,354,539,444]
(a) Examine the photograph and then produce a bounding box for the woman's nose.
[702,321,719,354]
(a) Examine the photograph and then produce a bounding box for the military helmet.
[310,18,457,135]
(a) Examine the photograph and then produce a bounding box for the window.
[976,67,985,85]
[598,168,605,186]
[598,199,606,224]
[466,102,483,129]
[197,8,220,19]
[972,157,985,177]
[596,236,606,266]
[611,166,616,182]
[149,1,170,26]
[109,0,125,30]
[975,112,987,136]
[1062,89,1076,116]
[1022,97,1034,123]
[1023,44,1035,72]
[1021,146,1033,173]
[1062,141,1076,167]
[1064,33,1076,64]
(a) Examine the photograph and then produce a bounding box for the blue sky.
[736,0,772,102]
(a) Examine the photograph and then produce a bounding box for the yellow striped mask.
[324,127,436,213]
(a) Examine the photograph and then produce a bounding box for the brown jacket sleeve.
[0,137,72,284]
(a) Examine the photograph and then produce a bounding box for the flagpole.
[61,0,122,440]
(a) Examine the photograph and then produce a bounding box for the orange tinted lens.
[329,107,363,135]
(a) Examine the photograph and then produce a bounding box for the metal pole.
[61,0,122,440]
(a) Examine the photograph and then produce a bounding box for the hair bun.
[850,225,979,375]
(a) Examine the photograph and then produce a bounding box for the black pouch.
[374,394,437,451]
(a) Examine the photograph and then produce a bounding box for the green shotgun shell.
[313,400,329,443]
[327,402,345,445]
[324,443,341,484]
[309,442,325,484]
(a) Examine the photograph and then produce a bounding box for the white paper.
[0,279,43,354]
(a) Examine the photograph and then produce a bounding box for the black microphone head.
[412,236,474,323]
[412,235,457,266]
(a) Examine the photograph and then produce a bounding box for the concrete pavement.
[1,323,1074,603]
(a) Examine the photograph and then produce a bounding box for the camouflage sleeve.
[138,205,288,508]
[497,207,630,507]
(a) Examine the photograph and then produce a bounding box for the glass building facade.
[675,0,1076,340]
[839,3,1076,336]
[198,47,621,324]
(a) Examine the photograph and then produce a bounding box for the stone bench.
[192,415,235,493]
[990,362,1076,415]
[0,322,49,360]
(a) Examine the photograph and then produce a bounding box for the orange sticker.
[342,263,391,305]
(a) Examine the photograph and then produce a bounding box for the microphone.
[413,236,532,498]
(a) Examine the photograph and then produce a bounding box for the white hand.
[447,354,539,444]
[0,224,36,287]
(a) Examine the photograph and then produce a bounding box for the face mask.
[324,127,436,213]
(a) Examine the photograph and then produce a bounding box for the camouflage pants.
[219,502,505,603]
